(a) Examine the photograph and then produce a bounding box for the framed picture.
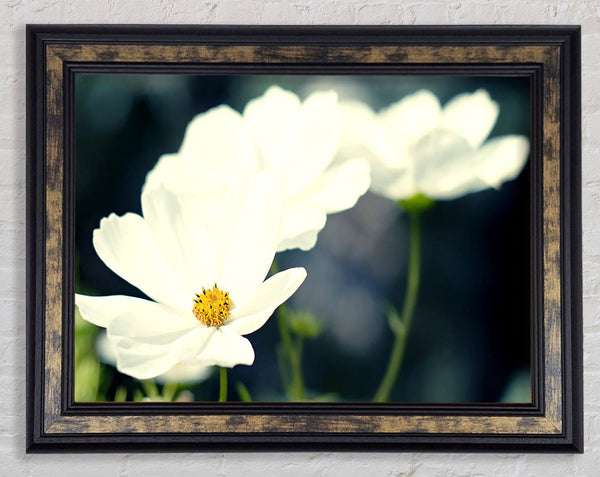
[26,25,582,452]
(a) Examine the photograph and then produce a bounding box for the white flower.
[76,173,307,380]
[339,89,530,201]
[145,86,371,251]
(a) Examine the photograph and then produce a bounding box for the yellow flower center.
[192,284,233,327]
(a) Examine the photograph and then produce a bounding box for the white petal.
[379,90,441,151]
[279,90,343,197]
[278,208,326,252]
[227,267,307,335]
[243,86,302,171]
[144,153,229,204]
[76,293,162,328]
[410,129,476,195]
[96,331,212,384]
[441,89,499,149]
[111,323,211,380]
[215,173,284,306]
[79,296,209,381]
[474,135,530,188]
[91,213,191,309]
[114,339,179,380]
[106,300,198,345]
[339,101,400,170]
[95,330,118,365]
[154,362,212,385]
[377,170,418,201]
[421,170,490,200]
[277,228,320,252]
[421,135,530,200]
[190,327,255,368]
[244,87,343,197]
[177,105,258,174]
[141,186,215,292]
[290,158,370,214]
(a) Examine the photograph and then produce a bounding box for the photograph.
[74,74,532,404]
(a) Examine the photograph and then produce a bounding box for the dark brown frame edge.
[26,24,582,453]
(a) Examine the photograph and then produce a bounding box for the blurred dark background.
[75,74,531,403]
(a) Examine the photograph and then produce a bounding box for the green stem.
[291,337,305,401]
[373,211,422,402]
[272,258,307,401]
[219,367,228,402]
[141,380,159,398]
[277,306,306,401]
[161,382,178,402]
[236,381,253,402]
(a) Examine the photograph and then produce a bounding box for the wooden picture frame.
[26,25,582,452]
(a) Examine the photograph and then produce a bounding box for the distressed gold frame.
[27,25,582,452]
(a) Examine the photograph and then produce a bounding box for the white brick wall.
[2,1,597,475]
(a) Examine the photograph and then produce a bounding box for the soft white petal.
[379,90,441,151]
[339,102,414,199]
[177,105,258,174]
[141,186,215,292]
[154,362,212,384]
[106,300,198,344]
[420,135,529,200]
[144,153,229,204]
[421,169,491,200]
[91,213,191,309]
[243,86,302,171]
[474,135,530,188]
[215,173,284,306]
[290,158,370,214]
[76,293,163,328]
[338,89,525,202]
[441,89,499,149]
[95,331,212,384]
[227,267,307,335]
[189,327,255,368]
[111,324,212,379]
[278,208,326,252]
[278,90,343,197]
[378,170,418,201]
[277,229,320,252]
[114,339,179,380]
[411,129,475,193]
[244,87,343,198]
[339,101,400,170]
[95,330,118,364]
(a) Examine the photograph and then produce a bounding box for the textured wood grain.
[44,46,65,425]
[46,413,559,435]
[542,47,563,432]
[49,43,554,65]
[41,41,564,437]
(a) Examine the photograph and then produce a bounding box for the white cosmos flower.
[145,85,371,251]
[76,172,307,380]
[339,89,530,201]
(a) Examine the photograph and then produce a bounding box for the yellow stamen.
[192,283,233,327]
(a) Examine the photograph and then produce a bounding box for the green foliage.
[287,310,324,339]
[236,381,253,402]
[74,308,105,401]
